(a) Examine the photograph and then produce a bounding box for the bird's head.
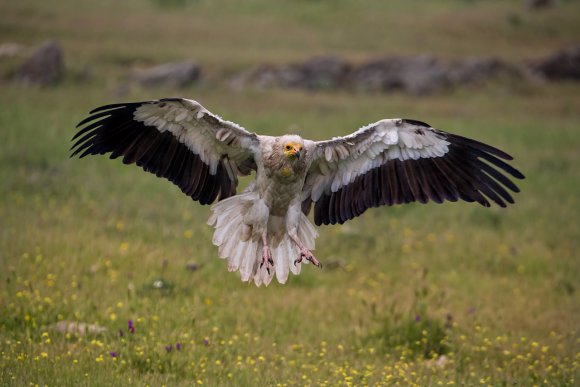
[282,140,303,160]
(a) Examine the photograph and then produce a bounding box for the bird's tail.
[207,193,318,286]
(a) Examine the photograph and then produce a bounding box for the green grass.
[1,1,579,385]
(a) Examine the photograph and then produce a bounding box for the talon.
[261,244,274,274]
[260,232,274,274]
[290,234,322,269]
[312,255,321,267]
[295,247,321,268]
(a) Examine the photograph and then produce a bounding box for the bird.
[71,98,524,286]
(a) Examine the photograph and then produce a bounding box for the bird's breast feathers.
[280,166,293,178]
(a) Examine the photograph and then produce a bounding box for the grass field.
[1,0,579,385]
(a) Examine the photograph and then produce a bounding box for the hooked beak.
[294,149,301,160]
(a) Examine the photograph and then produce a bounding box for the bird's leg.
[260,232,274,274]
[291,235,321,268]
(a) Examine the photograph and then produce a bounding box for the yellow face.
[283,142,302,159]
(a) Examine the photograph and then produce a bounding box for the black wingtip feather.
[471,148,525,179]
[403,119,431,128]
[88,102,144,115]
[76,110,113,128]
[449,133,516,161]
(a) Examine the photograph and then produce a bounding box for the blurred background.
[1,0,579,385]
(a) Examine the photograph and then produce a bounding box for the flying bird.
[71,98,524,286]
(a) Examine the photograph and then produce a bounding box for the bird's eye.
[285,145,292,151]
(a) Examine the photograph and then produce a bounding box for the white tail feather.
[297,213,318,250]
[272,237,294,283]
[239,241,257,281]
[209,194,318,286]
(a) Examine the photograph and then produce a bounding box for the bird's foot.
[294,248,321,268]
[260,246,274,275]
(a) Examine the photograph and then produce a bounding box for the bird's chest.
[278,165,295,179]
[259,163,307,216]
[272,163,305,183]
[263,155,307,184]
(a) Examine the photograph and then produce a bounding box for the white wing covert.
[303,119,524,225]
[71,98,260,204]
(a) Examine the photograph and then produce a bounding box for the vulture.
[71,98,524,286]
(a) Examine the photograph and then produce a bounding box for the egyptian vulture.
[71,98,524,286]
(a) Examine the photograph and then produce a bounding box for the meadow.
[1,0,579,385]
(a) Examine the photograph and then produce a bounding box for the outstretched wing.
[303,118,525,225]
[71,98,260,204]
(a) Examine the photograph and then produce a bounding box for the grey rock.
[349,57,400,92]
[352,55,449,95]
[531,45,580,81]
[298,55,350,90]
[447,57,522,86]
[229,65,280,90]
[133,60,201,88]
[16,40,63,86]
[525,0,554,10]
[398,55,449,95]
[274,64,306,88]
[230,55,349,91]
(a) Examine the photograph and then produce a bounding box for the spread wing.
[303,118,525,225]
[71,98,260,204]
